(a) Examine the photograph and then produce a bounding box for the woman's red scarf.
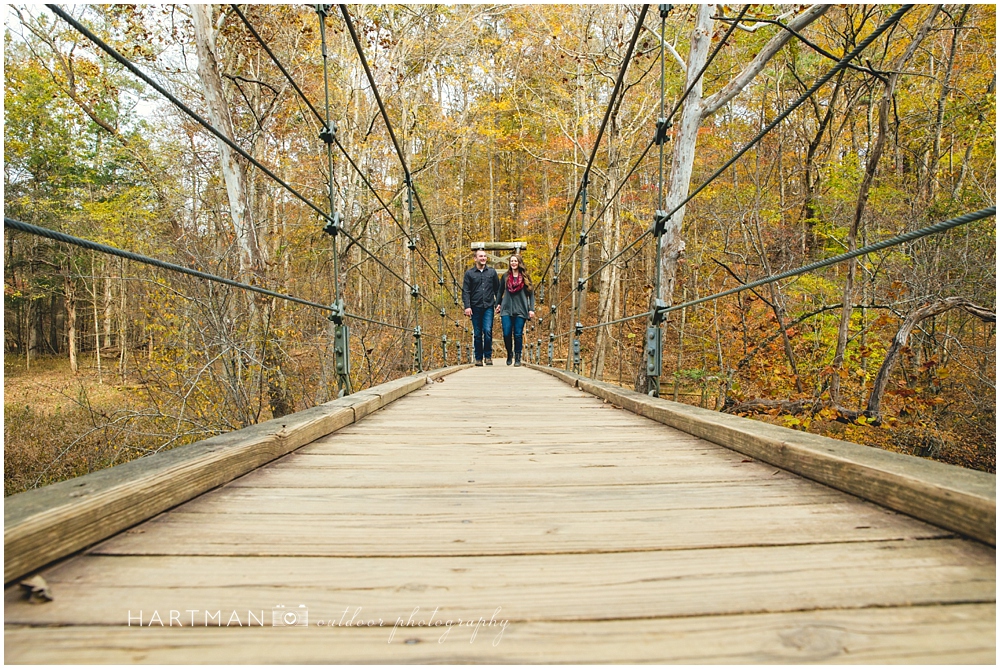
[506,271,524,294]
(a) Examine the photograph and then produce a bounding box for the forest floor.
[4,355,993,497]
[4,354,152,495]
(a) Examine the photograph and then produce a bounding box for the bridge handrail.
[3,218,411,332]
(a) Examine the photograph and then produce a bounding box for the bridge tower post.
[318,5,351,396]
[645,4,673,397]
[572,174,589,374]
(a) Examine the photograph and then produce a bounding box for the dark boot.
[504,334,513,365]
[514,352,522,367]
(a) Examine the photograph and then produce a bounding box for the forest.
[4,4,996,494]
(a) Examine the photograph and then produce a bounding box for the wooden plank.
[298,438,721,452]
[6,604,994,664]
[529,365,997,545]
[274,451,752,469]
[3,366,470,583]
[87,501,949,557]
[223,461,796,488]
[171,479,850,515]
[5,540,993,625]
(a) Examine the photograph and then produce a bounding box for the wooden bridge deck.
[5,366,995,663]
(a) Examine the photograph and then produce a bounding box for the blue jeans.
[501,314,526,356]
[471,306,494,360]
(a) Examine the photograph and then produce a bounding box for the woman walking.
[495,254,536,366]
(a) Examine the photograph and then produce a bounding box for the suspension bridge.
[5,4,995,662]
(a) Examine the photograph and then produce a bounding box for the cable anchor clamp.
[654,117,672,145]
[315,4,332,17]
[659,4,673,19]
[411,284,420,298]
[319,121,337,145]
[323,211,344,237]
[576,278,585,292]
[653,210,670,237]
[650,298,668,325]
[574,322,584,336]
[327,298,346,325]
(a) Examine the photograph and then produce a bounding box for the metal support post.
[318,5,350,396]
[573,322,583,373]
[646,10,671,398]
[439,307,446,367]
[327,298,352,396]
[413,325,423,372]
[572,174,588,374]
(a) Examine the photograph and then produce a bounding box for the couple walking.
[462,248,536,367]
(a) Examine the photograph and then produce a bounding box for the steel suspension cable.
[4,218,414,331]
[47,4,434,309]
[713,12,888,80]
[229,4,455,302]
[537,4,651,287]
[318,6,340,305]
[658,4,912,240]
[577,4,913,292]
[550,206,995,338]
[338,4,458,291]
[548,4,749,290]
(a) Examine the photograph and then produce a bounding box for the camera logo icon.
[272,604,308,627]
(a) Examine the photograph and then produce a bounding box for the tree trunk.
[64,273,78,374]
[801,70,845,255]
[829,6,939,404]
[927,5,968,202]
[50,293,62,355]
[103,270,113,348]
[191,4,294,417]
[866,298,995,420]
[118,264,127,380]
[91,253,102,382]
[657,4,829,303]
[190,3,264,278]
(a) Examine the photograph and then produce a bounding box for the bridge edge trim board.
[528,364,996,546]
[3,365,472,584]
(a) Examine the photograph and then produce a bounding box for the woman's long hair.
[506,254,533,293]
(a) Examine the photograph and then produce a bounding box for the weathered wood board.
[5,365,995,663]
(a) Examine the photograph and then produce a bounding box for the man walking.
[462,248,500,366]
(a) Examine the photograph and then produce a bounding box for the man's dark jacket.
[462,265,500,309]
